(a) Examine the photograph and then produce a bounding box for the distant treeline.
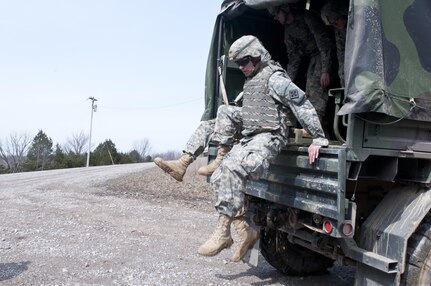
[0,130,180,173]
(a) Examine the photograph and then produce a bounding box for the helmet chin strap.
[245,65,256,79]
[249,61,261,77]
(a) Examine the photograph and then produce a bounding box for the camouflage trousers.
[306,53,328,121]
[211,105,242,146]
[183,119,215,158]
[210,105,285,218]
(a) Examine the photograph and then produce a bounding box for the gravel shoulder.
[0,161,354,285]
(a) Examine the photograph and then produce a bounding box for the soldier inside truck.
[221,1,347,143]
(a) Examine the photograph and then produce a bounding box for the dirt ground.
[100,158,214,212]
[0,160,355,285]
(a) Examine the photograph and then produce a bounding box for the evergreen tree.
[92,139,119,166]
[118,152,134,164]
[65,152,86,168]
[26,130,53,171]
[128,149,142,163]
[51,144,66,169]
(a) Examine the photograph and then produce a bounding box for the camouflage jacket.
[334,27,346,87]
[268,70,328,146]
[284,10,333,81]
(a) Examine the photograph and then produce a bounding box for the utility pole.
[86,97,98,167]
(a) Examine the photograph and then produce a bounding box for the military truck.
[201,0,431,285]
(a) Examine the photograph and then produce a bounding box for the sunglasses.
[324,16,340,26]
[235,56,252,66]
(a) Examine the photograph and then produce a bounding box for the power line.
[99,97,202,111]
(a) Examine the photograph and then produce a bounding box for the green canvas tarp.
[338,0,431,122]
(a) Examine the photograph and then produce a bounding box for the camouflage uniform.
[284,10,333,120]
[321,0,348,87]
[153,119,216,182]
[333,26,346,87]
[210,36,328,218]
[183,119,215,158]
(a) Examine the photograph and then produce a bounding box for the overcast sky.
[0,0,221,154]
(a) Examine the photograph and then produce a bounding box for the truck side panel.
[245,146,350,236]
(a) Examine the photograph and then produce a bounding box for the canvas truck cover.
[202,0,431,122]
[338,0,431,121]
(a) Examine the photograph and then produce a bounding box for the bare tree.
[65,131,89,154]
[133,138,152,158]
[0,132,32,172]
[152,150,181,161]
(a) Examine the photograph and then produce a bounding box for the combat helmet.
[321,0,348,25]
[228,35,271,63]
[267,4,290,18]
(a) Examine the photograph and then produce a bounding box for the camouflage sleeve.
[335,28,346,87]
[269,72,328,146]
[284,32,301,81]
[304,12,332,74]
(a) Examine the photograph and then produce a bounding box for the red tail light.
[323,220,333,233]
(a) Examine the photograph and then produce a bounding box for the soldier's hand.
[320,72,330,88]
[308,144,321,164]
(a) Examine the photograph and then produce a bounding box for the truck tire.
[260,228,334,275]
[400,212,431,286]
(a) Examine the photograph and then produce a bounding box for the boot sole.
[153,160,183,182]
[197,169,213,176]
[198,238,233,257]
[231,233,260,262]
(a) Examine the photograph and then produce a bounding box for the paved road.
[0,164,354,285]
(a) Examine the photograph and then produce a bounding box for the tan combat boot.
[197,146,230,176]
[198,214,233,256]
[153,153,193,182]
[231,217,260,262]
